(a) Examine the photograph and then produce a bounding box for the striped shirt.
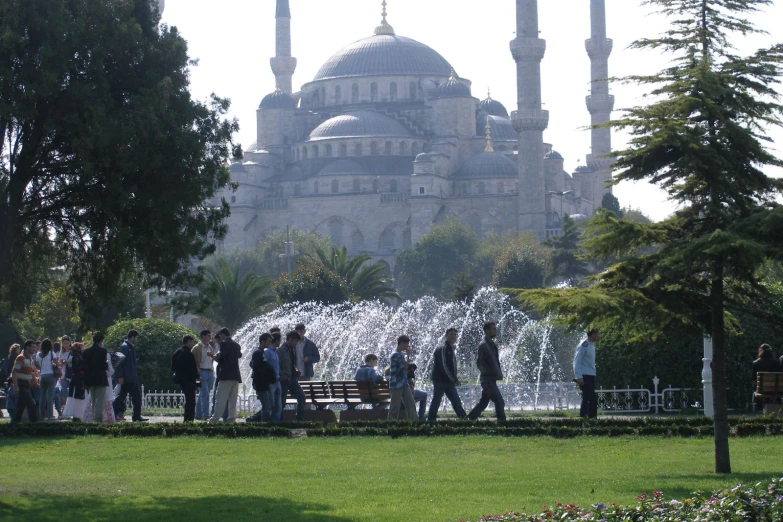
[13,354,34,381]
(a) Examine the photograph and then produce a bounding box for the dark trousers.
[113,382,142,420]
[280,377,306,421]
[579,375,598,418]
[11,382,39,423]
[467,380,506,422]
[182,383,197,422]
[428,380,466,421]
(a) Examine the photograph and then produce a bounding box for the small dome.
[476,115,518,142]
[309,111,412,140]
[414,153,435,163]
[259,90,296,110]
[574,165,593,174]
[454,152,518,179]
[544,150,563,160]
[478,97,508,117]
[317,160,366,177]
[433,76,471,99]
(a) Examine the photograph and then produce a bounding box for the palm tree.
[306,246,400,302]
[201,259,276,332]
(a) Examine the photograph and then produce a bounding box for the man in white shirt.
[573,328,600,419]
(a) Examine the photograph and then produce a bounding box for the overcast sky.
[160,0,783,222]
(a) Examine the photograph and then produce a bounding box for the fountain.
[233,288,582,411]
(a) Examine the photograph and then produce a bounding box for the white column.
[702,334,714,417]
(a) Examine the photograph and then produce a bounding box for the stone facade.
[212,0,614,266]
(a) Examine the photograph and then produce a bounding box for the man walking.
[191,330,215,420]
[294,324,320,381]
[278,331,307,421]
[209,328,242,423]
[574,329,600,419]
[266,331,283,421]
[10,340,39,423]
[113,330,147,422]
[83,332,110,423]
[247,333,277,422]
[172,335,200,422]
[427,328,467,421]
[388,335,418,421]
[467,322,506,422]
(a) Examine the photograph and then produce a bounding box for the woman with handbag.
[36,339,58,420]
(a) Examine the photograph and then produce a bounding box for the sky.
[160,0,783,222]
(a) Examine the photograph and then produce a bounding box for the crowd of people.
[1,321,606,423]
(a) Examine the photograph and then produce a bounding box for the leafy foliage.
[275,264,350,305]
[105,318,196,392]
[545,215,588,285]
[199,258,275,332]
[305,245,399,302]
[0,0,239,313]
[601,193,624,218]
[492,232,551,290]
[11,280,80,341]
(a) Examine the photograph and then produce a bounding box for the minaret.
[585,0,614,204]
[511,0,549,239]
[270,0,297,95]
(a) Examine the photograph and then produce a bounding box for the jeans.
[182,383,197,422]
[280,378,306,421]
[413,389,428,421]
[196,370,214,419]
[579,375,598,418]
[11,381,39,423]
[468,380,506,422]
[210,380,238,423]
[428,380,467,421]
[39,373,57,419]
[249,388,272,421]
[113,382,142,420]
[89,386,108,423]
[270,381,282,421]
[389,386,418,421]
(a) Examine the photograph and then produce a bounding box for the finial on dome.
[275,85,282,93]
[374,0,396,36]
[449,69,457,82]
[484,118,494,153]
[487,87,492,101]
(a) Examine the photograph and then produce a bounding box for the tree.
[601,193,624,218]
[0,0,239,312]
[11,280,80,341]
[545,215,588,285]
[275,264,350,305]
[306,246,400,302]
[254,230,332,278]
[492,232,551,290]
[200,259,275,332]
[510,0,783,473]
[621,207,653,224]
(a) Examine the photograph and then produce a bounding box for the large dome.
[309,111,412,140]
[314,35,454,81]
[454,153,519,179]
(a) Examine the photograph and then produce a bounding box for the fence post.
[652,376,660,414]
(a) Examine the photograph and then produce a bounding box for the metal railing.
[140,384,257,417]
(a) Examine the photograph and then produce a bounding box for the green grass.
[1,436,782,522]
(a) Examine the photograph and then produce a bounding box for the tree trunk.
[710,270,731,474]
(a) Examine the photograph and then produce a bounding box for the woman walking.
[62,343,86,421]
[36,339,58,420]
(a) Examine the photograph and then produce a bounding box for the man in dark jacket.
[294,324,321,381]
[247,333,277,422]
[208,328,242,423]
[278,330,306,421]
[83,332,109,423]
[467,322,506,422]
[172,335,200,422]
[113,330,147,422]
[427,328,467,421]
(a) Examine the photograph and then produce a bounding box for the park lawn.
[1,436,782,522]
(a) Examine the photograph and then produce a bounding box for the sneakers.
[132,417,149,422]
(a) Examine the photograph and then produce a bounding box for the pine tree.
[510,0,783,473]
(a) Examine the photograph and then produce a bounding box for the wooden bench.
[331,380,390,422]
[282,380,337,422]
[755,372,783,414]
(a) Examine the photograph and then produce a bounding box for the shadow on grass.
[633,472,783,500]
[0,494,357,522]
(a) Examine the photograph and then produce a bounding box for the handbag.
[52,353,63,379]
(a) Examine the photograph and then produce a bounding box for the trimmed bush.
[105,318,197,392]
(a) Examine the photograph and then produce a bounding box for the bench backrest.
[329,380,391,403]
[757,372,783,397]
[300,381,332,402]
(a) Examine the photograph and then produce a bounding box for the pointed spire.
[374,0,396,35]
[448,68,457,82]
[484,118,494,153]
[486,87,492,101]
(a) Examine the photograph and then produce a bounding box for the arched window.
[402,229,412,250]
[478,182,486,195]
[400,142,407,156]
[381,230,395,250]
[372,178,379,193]
[302,147,308,160]
[352,83,359,103]
[354,143,362,156]
[409,81,417,100]
[329,219,343,245]
[390,82,398,101]
[353,178,360,192]
[352,230,365,252]
[331,180,339,193]
[385,141,393,155]
[312,92,320,108]
[313,145,319,158]
[294,184,301,196]
[314,181,319,194]
[335,85,342,105]
[497,182,505,194]
[390,179,398,193]
[320,87,326,106]
[370,82,378,102]
[325,144,333,157]
[370,141,378,155]
[339,143,347,157]
[411,142,419,156]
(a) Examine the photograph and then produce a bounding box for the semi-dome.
[544,150,563,160]
[317,160,366,177]
[453,152,518,179]
[433,76,471,99]
[574,165,593,174]
[259,89,296,110]
[476,115,518,142]
[314,35,454,81]
[478,96,509,117]
[309,111,412,140]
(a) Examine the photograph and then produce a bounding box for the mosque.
[199,0,615,270]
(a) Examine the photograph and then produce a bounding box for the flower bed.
[461,478,783,521]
